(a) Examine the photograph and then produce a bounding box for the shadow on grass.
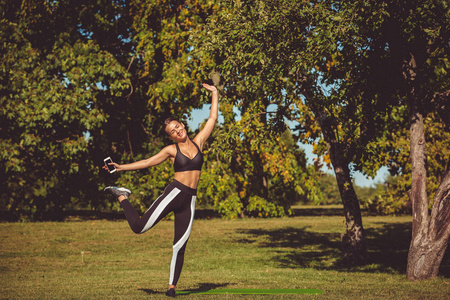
[179,282,232,294]
[236,226,343,270]
[0,207,222,222]
[139,282,231,296]
[236,222,450,277]
[291,207,344,217]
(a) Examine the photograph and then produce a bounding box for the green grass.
[1,208,449,299]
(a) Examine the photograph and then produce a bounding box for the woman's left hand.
[202,83,217,93]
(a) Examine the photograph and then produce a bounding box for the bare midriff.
[173,170,201,189]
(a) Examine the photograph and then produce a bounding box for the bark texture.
[405,54,450,280]
[406,108,450,280]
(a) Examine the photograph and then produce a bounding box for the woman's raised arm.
[194,83,219,149]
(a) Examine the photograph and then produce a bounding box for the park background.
[1,0,450,297]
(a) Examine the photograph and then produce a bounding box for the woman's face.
[165,120,187,142]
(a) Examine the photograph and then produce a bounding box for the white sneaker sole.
[104,186,132,194]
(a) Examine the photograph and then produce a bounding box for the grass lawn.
[1,206,449,299]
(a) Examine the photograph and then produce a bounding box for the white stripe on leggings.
[140,188,181,233]
[169,195,196,285]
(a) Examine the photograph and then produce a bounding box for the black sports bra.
[173,141,204,172]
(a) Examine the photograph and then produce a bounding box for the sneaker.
[104,186,131,199]
[165,288,176,297]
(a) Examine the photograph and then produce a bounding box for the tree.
[0,0,231,219]
[0,0,132,219]
[116,0,321,218]
[198,0,450,273]
[377,0,450,280]
[0,0,224,219]
[198,120,319,218]
[110,0,221,211]
[333,0,450,279]
[307,0,450,279]
[197,0,375,264]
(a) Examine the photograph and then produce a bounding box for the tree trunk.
[307,95,366,265]
[405,54,450,280]
[406,229,449,279]
[334,160,367,265]
[406,106,450,280]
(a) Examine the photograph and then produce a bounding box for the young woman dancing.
[104,83,218,297]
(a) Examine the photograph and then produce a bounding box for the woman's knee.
[130,224,144,234]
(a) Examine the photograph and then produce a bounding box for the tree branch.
[125,55,135,101]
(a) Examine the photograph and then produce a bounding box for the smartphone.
[103,157,116,173]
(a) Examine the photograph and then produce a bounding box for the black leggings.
[120,180,196,286]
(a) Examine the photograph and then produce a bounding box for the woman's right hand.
[202,83,217,93]
[103,162,121,172]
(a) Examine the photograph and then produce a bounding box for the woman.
[103,83,218,297]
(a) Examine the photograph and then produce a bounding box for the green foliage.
[197,147,241,218]
[246,195,287,218]
[197,121,315,218]
[191,0,324,218]
[358,179,410,216]
[0,0,221,219]
[197,0,450,221]
[205,120,321,218]
[316,173,341,205]
[214,193,243,219]
[357,112,450,217]
[130,0,218,122]
[196,0,386,210]
[108,0,221,215]
[364,113,450,215]
[2,0,447,221]
[0,1,130,219]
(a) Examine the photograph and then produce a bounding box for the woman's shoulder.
[162,144,177,156]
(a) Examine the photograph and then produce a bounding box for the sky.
[186,106,389,188]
